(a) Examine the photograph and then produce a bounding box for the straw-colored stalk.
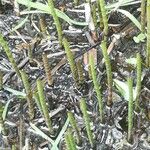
[42,53,53,86]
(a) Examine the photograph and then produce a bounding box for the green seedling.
[127,77,134,143]
[133,33,146,43]
[135,53,142,111]
[101,41,113,106]
[98,0,108,36]
[0,33,20,77]
[65,128,77,150]
[80,98,94,147]
[20,70,34,120]
[147,0,150,67]
[42,53,53,86]
[89,53,104,123]
[37,79,52,132]
[141,0,146,33]
[63,38,78,85]
[76,59,84,85]
[67,111,81,145]
[47,0,62,46]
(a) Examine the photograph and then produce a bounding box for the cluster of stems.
[20,70,34,120]
[80,98,94,147]
[89,53,103,123]
[127,77,133,142]
[67,111,81,145]
[101,41,113,106]
[37,79,52,132]
[47,0,62,46]
[0,33,20,78]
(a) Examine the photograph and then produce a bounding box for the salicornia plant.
[63,38,78,85]
[20,70,34,120]
[67,111,81,145]
[127,77,134,142]
[0,33,20,77]
[37,79,52,132]
[98,0,108,37]
[135,53,142,111]
[47,0,62,46]
[80,98,94,147]
[101,41,113,106]
[147,0,150,67]
[65,128,77,150]
[89,53,104,123]
[42,52,53,86]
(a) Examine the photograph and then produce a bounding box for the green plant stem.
[0,33,20,77]
[80,98,94,147]
[127,77,133,142]
[141,0,146,33]
[135,53,142,111]
[101,41,113,106]
[63,38,78,85]
[65,128,77,150]
[47,0,62,46]
[98,0,108,36]
[67,111,81,145]
[37,79,52,132]
[74,0,79,6]
[147,0,150,67]
[20,70,34,120]
[89,53,103,123]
